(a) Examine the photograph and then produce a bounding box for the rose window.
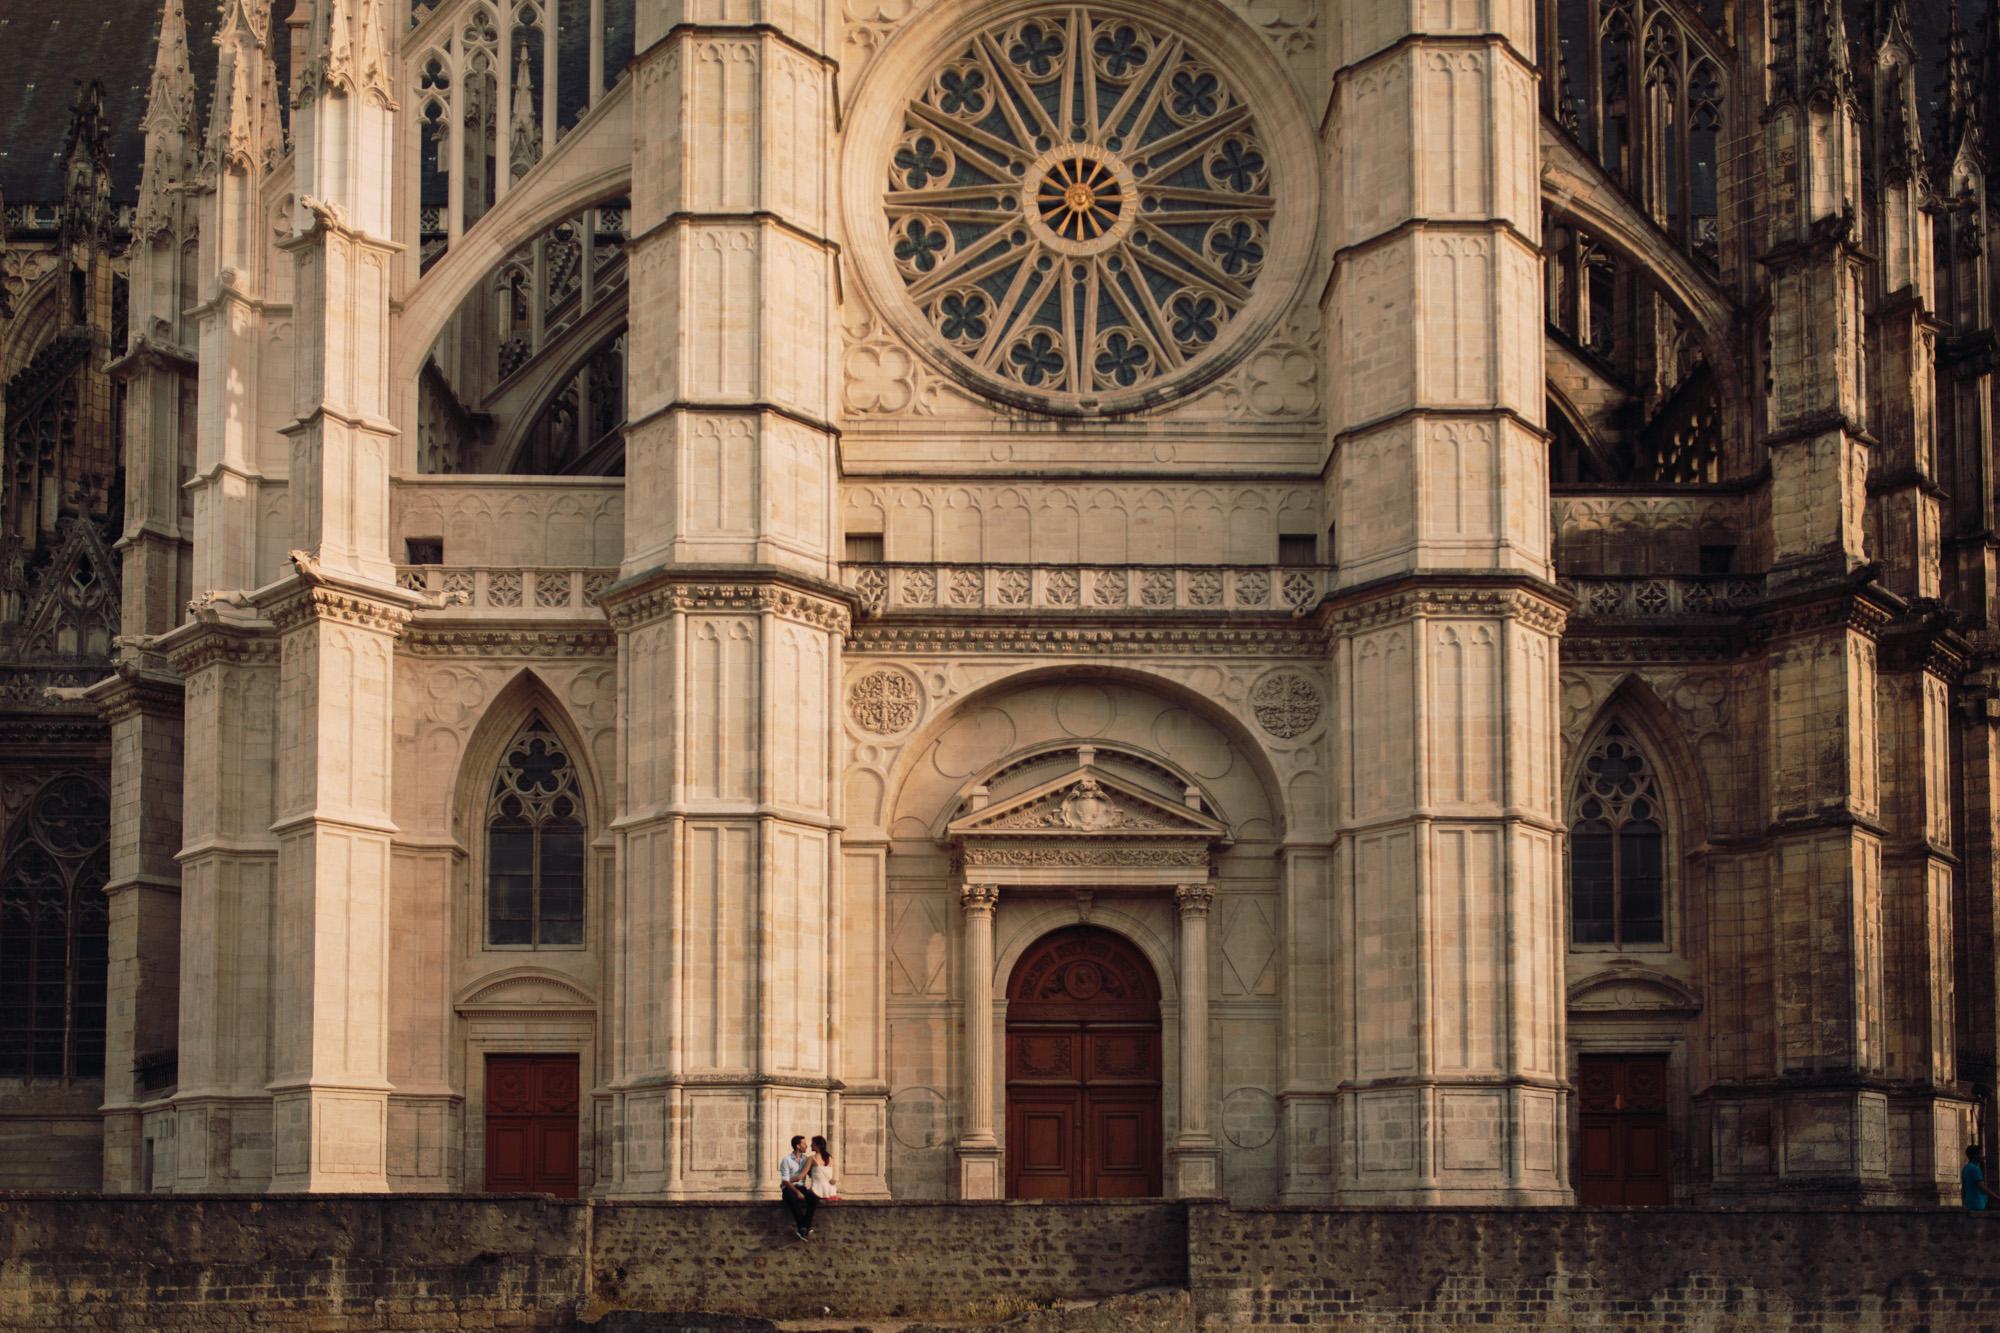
[878,5,1283,412]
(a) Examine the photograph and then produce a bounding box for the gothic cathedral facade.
[0,0,1996,1206]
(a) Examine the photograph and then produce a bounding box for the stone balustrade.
[1562,572,1765,620]
[842,564,1331,616]
[395,566,615,616]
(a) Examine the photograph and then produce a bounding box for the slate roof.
[0,0,222,203]
[0,0,1977,207]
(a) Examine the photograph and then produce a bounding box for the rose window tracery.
[879,5,1283,411]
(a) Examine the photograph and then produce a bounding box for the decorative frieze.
[844,563,1328,616]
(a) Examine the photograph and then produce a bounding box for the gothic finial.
[510,44,539,179]
[61,81,113,252]
[207,0,274,174]
[301,0,396,107]
[1807,0,1856,103]
[137,0,200,238]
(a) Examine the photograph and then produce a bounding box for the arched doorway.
[1005,926,1163,1198]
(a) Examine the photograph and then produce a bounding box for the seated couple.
[779,1134,838,1240]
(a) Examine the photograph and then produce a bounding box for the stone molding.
[849,623,1321,656]
[1317,577,1570,636]
[399,627,616,659]
[599,577,853,635]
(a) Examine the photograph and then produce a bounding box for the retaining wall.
[1,1195,1996,1330]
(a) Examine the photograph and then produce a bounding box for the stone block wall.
[1186,1205,2000,1329]
[4,1197,2000,1330]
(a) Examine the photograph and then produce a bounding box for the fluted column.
[956,883,1001,1199]
[1171,883,1220,1197]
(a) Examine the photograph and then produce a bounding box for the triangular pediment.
[947,766,1228,841]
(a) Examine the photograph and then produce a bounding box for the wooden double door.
[485,1054,581,1197]
[1576,1053,1671,1205]
[1005,927,1163,1198]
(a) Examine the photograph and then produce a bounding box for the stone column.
[158,616,280,1192]
[1701,0,1901,1201]
[606,0,847,1198]
[1172,883,1220,1196]
[1321,4,1568,1203]
[255,0,415,1192]
[956,883,1002,1198]
[89,664,184,1191]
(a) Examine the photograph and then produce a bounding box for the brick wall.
[3,1197,1999,1330]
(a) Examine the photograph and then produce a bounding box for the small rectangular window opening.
[406,537,445,566]
[845,532,885,563]
[1697,544,1735,575]
[1278,535,1318,567]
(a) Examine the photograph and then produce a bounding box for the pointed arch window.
[1568,724,1666,947]
[486,717,585,948]
[0,775,110,1078]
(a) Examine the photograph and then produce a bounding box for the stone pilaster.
[955,883,1001,1199]
[87,663,184,1191]
[1171,883,1220,1197]
[1321,2,1568,1204]
[257,578,411,1192]
[603,0,848,1199]
[1705,0,1901,1201]
[186,0,286,600]
[249,0,411,1193]
[157,616,281,1191]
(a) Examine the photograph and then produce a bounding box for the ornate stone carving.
[848,668,922,735]
[960,845,1209,868]
[1249,670,1321,738]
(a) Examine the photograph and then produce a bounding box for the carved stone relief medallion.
[848,666,924,735]
[1248,668,1320,738]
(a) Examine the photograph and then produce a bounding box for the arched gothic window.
[1568,724,1666,947]
[0,775,109,1077]
[486,717,585,948]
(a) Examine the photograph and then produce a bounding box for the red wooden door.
[1577,1053,1671,1205]
[485,1054,580,1197]
[1005,927,1162,1198]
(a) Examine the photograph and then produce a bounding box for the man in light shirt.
[779,1134,814,1238]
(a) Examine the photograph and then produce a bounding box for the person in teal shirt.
[1964,1145,1995,1212]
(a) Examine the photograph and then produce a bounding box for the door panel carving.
[1005,926,1162,1197]
[485,1053,581,1197]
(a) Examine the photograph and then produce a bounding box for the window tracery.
[1567,724,1666,947]
[486,716,585,948]
[0,775,109,1078]
[879,5,1282,411]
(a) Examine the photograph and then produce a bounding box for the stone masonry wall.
[3,1197,2000,1330]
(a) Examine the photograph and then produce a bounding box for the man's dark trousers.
[784,1184,818,1231]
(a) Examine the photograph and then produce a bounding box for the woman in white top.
[806,1134,838,1209]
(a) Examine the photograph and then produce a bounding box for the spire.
[60,80,114,254]
[136,0,200,239]
[299,0,396,107]
[207,0,275,175]
[509,43,539,179]
[1807,0,1856,103]
[1934,0,1983,184]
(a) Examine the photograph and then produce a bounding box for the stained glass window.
[486,717,586,948]
[0,775,110,1078]
[1568,724,1667,947]
[882,5,1277,410]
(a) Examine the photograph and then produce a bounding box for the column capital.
[960,883,1000,917]
[1175,883,1215,917]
